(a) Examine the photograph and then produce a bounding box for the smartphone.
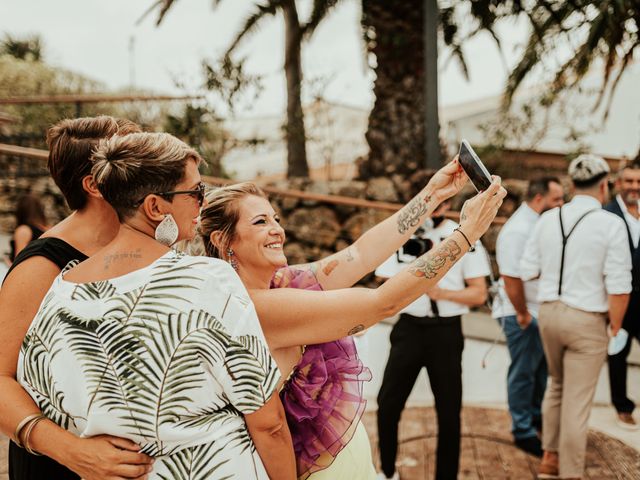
[458,139,493,192]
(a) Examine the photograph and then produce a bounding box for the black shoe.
[514,436,543,457]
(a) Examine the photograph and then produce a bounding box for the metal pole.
[424,0,440,170]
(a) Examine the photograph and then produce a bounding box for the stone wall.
[0,163,531,279]
[0,155,69,257]
[263,177,531,285]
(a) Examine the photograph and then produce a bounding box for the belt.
[399,312,461,326]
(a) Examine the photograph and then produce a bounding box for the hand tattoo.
[348,324,365,336]
[397,195,430,234]
[408,239,462,279]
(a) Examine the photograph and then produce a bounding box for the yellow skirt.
[307,421,377,480]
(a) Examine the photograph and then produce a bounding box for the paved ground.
[2,307,638,479]
[3,406,639,480]
[361,406,640,480]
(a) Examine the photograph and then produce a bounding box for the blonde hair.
[199,182,268,259]
[91,132,203,220]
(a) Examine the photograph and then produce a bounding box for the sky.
[0,0,531,117]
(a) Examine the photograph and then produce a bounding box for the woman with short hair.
[16,132,296,480]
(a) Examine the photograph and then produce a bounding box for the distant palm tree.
[0,34,43,61]
[143,0,343,178]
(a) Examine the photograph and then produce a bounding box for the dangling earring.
[227,248,238,271]
[155,214,179,246]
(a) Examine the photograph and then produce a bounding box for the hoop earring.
[227,248,238,271]
[155,214,179,246]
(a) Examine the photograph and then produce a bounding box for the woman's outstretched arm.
[293,158,468,291]
[253,180,506,349]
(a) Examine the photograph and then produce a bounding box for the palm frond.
[302,0,342,37]
[224,0,286,57]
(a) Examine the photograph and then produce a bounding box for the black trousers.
[607,297,640,413]
[377,313,464,480]
[9,440,79,480]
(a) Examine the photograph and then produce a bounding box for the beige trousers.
[538,301,608,479]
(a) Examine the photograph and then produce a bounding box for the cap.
[568,154,610,183]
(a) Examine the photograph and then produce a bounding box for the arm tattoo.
[348,324,365,336]
[408,239,462,280]
[322,259,339,276]
[345,247,355,262]
[396,195,431,234]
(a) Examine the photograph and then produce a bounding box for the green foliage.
[0,55,110,142]
[1,34,44,61]
[163,104,232,177]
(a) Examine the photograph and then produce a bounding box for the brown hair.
[91,132,203,221]
[198,182,268,259]
[46,116,141,210]
[15,194,47,227]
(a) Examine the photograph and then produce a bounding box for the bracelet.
[454,227,475,252]
[13,413,42,448]
[23,415,46,456]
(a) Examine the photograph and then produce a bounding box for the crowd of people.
[0,114,637,480]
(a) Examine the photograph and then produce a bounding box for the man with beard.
[375,198,491,480]
[605,158,640,430]
[493,177,564,456]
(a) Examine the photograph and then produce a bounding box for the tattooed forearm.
[396,194,432,234]
[408,239,462,279]
[348,324,365,336]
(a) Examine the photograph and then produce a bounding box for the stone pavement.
[3,405,639,479]
[362,406,640,480]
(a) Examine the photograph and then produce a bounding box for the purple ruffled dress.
[271,267,372,479]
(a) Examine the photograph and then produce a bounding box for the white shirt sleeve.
[375,254,402,279]
[496,229,528,278]
[604,218,633,295]
[461,241,491,279]
[520,221,543,282]
[200,259,281,414]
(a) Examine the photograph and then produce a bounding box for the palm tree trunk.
[282,0,309,178]
[359,0,439,179]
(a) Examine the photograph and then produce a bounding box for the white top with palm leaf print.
[18,251,280,480]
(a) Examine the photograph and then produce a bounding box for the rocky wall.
[0,167,531,279]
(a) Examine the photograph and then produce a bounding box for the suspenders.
[558,206,598,295]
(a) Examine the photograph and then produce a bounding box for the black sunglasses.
[137,182,206,207]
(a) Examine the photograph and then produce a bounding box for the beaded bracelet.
[23,415,46,456]
[13,413,42,448]
[454,227,475,252]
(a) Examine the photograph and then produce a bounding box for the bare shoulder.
[3,256,61,296]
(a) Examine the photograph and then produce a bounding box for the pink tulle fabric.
[271,267,372,479]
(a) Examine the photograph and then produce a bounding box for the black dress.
[6,237,86,480]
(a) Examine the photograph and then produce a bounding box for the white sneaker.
[376,473,399,480]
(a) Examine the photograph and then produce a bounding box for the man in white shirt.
[520,154,632,479]
[604,158,640,430]
[375,199,490,480]
[493,177,564,457]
